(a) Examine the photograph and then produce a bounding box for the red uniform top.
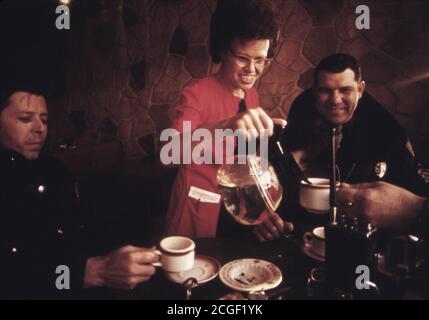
[165,76,259,238]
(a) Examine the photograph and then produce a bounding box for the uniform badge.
[375,162,387,179]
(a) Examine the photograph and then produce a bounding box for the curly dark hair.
[210,0,279,64]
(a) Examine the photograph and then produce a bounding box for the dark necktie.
[238,99,246,114]
[235,99,247,155]
[335,125,343,151]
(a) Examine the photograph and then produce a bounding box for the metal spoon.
[184,277,198,300]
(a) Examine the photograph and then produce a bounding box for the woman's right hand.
[232,107,286,140]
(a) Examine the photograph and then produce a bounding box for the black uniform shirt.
[0,148,87,299]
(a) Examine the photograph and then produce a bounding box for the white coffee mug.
[152,236,195,272]
[303,226,325,256]
[299,178,339,214]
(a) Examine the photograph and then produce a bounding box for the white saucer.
[302,243,325,262]
[219,258,282,292]
[165,255,220,285]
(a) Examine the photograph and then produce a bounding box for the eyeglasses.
[229,49,272,69]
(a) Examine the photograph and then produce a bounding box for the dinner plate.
[219,259,282,292]
[165,255,221,285]
[302,243,325,263]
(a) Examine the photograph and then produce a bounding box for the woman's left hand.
[252,212,294,242]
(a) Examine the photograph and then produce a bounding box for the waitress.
[164,0,292,239]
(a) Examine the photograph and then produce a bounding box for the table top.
[128,236,331,300]
[104,235,429,300]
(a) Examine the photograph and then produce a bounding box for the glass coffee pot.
[217,154,283,225]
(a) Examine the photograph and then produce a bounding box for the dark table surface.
[94,235,429,300]
[103,236,315,300]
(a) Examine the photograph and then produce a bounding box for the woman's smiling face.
[220,38,270,97]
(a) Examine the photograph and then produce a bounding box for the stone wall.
[50,0,429,160]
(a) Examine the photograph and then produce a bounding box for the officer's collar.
[0,148,32,163]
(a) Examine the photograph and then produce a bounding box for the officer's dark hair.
[210,0,279,64]
[314,53,362,85]
[0,63,50,113]
[0,84,48,113]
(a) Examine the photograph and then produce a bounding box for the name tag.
[188,186,221,203]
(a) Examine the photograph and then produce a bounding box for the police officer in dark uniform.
[0,84,159,299]
[0,146,87,298]
[0,84,85,298]
[258,53,428,240]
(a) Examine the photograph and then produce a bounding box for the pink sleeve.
[170,87,203,133]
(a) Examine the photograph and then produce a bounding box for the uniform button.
[37,185,47,193]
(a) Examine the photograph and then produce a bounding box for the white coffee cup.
[303,226,325,256]
[152,236,195,272]
[299,178,339,214]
